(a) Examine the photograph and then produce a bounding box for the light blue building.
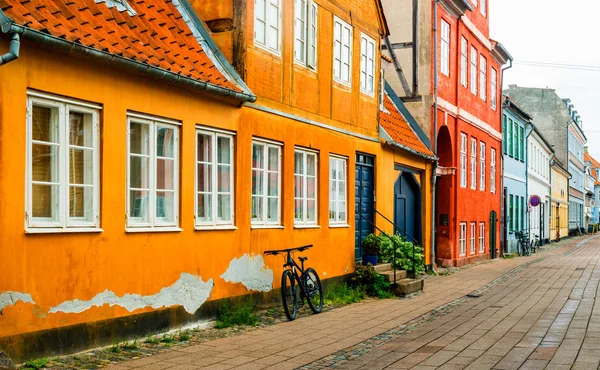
[502,97,530,254]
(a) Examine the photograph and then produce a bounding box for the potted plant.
[361,234,381,266]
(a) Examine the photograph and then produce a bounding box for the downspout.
[525,122,535,243]
[430,0,441,271]
[0,32,19,66]
[500,60,512,256]
[548,153,555,243]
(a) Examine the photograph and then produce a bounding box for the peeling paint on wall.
[221,254,273,292]
[49,273,213,315]
[0,292,35,314]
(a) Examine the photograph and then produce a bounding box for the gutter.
[0,22,256,104]
[382,140,437,161]
[499,56,512,256]
[430,0,441,271]
[0,32,19,66]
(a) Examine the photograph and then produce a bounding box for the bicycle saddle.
[298,256,308,262]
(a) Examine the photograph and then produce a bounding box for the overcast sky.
[490,0,600,160]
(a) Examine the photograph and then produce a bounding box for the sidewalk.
[104,238,586,370]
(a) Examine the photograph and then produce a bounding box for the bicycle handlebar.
[264,245,313,256]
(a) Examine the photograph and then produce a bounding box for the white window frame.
[294,0,317,70]
[126,114,180,231]
[469,222,476,255]
[480,0,486,17]
[329,155,348,226]
[470,46,478,95]
[254,0,281,55]
[440,19,450,76]
[470,138,477,190]
[490,148,496,194]
[460,133,467,188]
[380,68,386,110]
[491,68,497,110]
[333,16,352,86]
[25,95,101,233]
[360,33,376,96]
[195,128,235,229]
[251,139,282,227]
[460,37,468,87]
[479,222,485,253]
[460,222,467,257]
[479,142,486,191]
[479,55,487,101]
[295,148,318,226]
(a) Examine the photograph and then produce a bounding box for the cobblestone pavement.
[104,236,592,370]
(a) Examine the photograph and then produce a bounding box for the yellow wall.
[0,40,432,344]
[550,167,569,241]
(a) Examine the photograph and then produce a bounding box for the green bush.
[324,283,365,305]
[215,299,257,329]
[361,233,381,255]
[351,264,393,298]
[22,358,48,369]
[379,234,425,275]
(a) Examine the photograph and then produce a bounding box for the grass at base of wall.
[324,283,366,306]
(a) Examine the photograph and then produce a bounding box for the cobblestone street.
[101,236,598,370]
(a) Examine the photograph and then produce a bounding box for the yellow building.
[550,160,570,242]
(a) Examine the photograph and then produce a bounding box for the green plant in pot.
[361,233,381,266]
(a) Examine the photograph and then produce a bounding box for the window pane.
[295,199,303,221]
[156,191,174,222]
[69,112,93,147]
[197,163,212,192]
[252,196,263,221]
[157,158,175,190]
[338,201,346,222]
[217,165,231,192]
[329,201,336,221]
[69,148,93,185]
[157,127,175,158]
[306,199,316,222]
[295,152,304,174]
[295,174,304,198]
[197,193,212,222]
[32,184,58,219]
[256,20,265,45]
[307,176,316,199]
[330,158,337,180]
[130,122,149,155]
[253,143,264,169]
[217,194,231,221]
[268,172,278,196]
[129,190,149,221]
[129,156,150,189]
[217,136,231,164]
[32,144,58,183]
[32,105,58,143]
[307,153,316,175]
[198,134,212,162]
[268,147,279,171]
[252,169,263,196]
[267,198,278,222]
[69,186,93,220]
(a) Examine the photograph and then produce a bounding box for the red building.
[382,0,511,266]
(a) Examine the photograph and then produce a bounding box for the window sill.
[294,225,321,229]
[251,225,284,230]
[329,224,350,228]
[195,225,237,231]
[333,79,352,90]
[253,43,281,58]
[125,227,183,233]
[25,227,104,234]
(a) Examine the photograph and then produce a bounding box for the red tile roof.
[585,153,600,185]
[380,94,434,158]
[0,0,242,93]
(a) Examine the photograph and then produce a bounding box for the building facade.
[0,0,435,361]
[381,0,510,266]
[565,101,587,234]
[550,160,570,242]
[527,127,553,244]
[584,150,600,226]
[501,97,529,254]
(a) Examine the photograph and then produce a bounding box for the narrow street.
[106,236,598,370]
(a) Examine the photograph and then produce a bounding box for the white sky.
[490,0,600,160]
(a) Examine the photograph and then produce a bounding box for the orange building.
[0,0,434,360]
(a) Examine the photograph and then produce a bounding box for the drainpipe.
[430,0,441,271]
[0,32,20,66]
[500,60,512,256]
[525,122,535,242]
[548,153,555,243]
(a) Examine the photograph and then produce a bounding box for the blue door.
[394,172,421,246]
[355,154,375,259]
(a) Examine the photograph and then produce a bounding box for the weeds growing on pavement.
[108,341,121,353]
[21,357,48,369]
[120,339,138,351]
[324,283,366,305]
[177,330,191,342]
[215,299,258,329]
[160,334,175,343]
[144,335,160,344]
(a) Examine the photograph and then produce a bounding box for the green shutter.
[508,119,513,157]
[513,121,518,158]
[503,115,508,154]
[522,197,525,231]
[509,195,514,231]
[519,126,524,161]
[516,197,520,231]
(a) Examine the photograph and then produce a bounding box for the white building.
[528,127,553,244]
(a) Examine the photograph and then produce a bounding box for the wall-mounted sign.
[530,195,541,207]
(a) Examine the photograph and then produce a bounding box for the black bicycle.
[530,234,539,254]
[515,231,530,256]
[264,245,323,321]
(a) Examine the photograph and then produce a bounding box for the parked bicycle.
[515,230,530,256]
[530,234,539,254]
[264,245,323,321]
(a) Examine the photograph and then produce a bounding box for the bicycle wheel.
[304,268,323,314]
[281,270,298,321]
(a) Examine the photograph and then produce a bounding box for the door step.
[373,263,392,273]
[381,269,408,282]
[392,278,424,296]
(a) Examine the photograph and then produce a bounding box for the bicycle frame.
[265,245,314,298]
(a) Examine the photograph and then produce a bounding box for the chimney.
[584,146,589,154]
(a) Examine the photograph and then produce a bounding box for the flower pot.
[362,254,378,266]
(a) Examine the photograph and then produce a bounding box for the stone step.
[381,269,408,282]
[373,263,392,273]
[392,278,424,296]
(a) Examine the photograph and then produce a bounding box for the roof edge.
[375,0,390,36]
[384,81,432,149]
[490,40,512,65]
[380,126,437,161]
[502,96,532,121]
[531,125,555,154]
[439,0,473,18]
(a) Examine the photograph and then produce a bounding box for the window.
[470,222,476,255]
[294,0,317,69]
[519,126,524,161]
[479,223,485,253]
[295,148,318,225]
[460,133,467,188]
[470,46,477,94]
[196,129,234,227]
[491,68,497,109]
[460,222,467,257]
[360,33,376,95]
[503,114,507,154]
[26,95,100,231]
[252,140,282,226]
[380,69,385,109]
[470,138,477,189]
[127,115,179,228]
[513,121,518,159]
[490,149,496,194]
[479,55,486,101]
[521,196,525,231]
[254,0,281,54]
[329,156,347,225]
[480,0,486,16]
[509,194,514,232]
[479,142,486,191]
[333,17,352,86]
[460,37,468,87]
[508,118,513,157]
[441,20,450,76]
